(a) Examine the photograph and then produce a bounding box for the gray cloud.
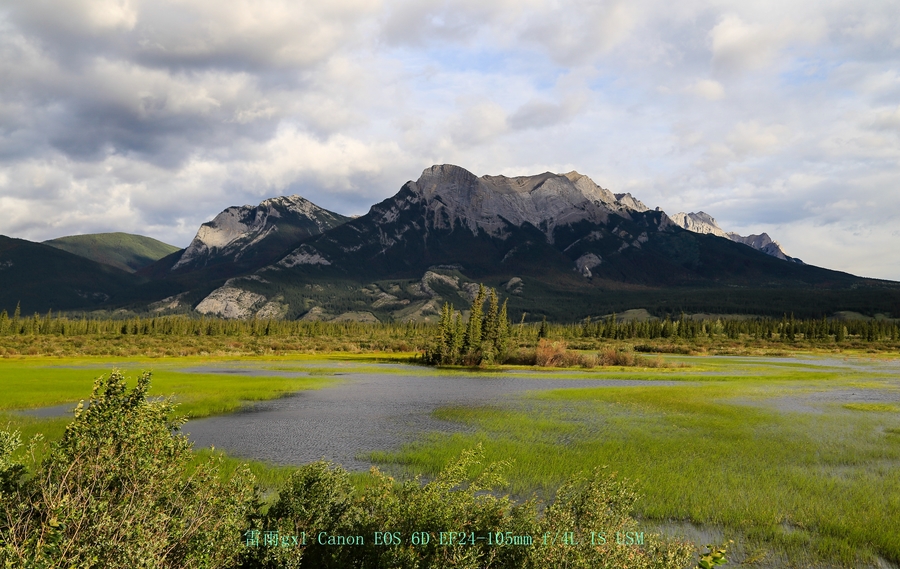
[0,0,898,279]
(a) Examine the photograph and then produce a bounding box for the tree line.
[577,313,900,343]
[0,301,896,346]
[0,304,429,339]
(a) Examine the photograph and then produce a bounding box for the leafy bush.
[244,446,694,569]
[535,339,581,367]
[0,370,258,568]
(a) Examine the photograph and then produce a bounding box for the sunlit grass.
[842,402,899,412]
[0,356,339,416]
[373,373,900,567]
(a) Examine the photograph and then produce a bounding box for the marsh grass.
[842,402,900,412]
[373,372,900,567]
[0,357,342,415]
[0,357,339,482]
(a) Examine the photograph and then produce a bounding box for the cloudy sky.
[0,0,898,279]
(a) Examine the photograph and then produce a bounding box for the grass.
[371,357,900,568]
[0,355,345,489]
[0,357,337,418]
[842,402,900,412]
[3,350,899,567]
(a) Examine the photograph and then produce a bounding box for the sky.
[0,0,898,279]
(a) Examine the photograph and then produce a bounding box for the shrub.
[0,370,258,568]
[243,446,694,569]
[535,339,570,367]
[533,340,662,369]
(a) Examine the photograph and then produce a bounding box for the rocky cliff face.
[727,232,802,263]
[669,212,730,238]
[409,165,650,243]
[256,165,675,282]
[671,211,802,263]
[171,195,348,271]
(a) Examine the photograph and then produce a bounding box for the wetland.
[3,352,900,568]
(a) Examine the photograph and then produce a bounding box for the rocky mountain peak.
[406,164,648,242]
[171,194,347,271]
[669,211,729,238]
[671,211,802,263]
[614,193,650,212]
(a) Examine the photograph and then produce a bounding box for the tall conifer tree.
[464,285,486,355]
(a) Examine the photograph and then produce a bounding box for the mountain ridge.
[182,165,897,321]
[669,211,802,263]
[171,194,349,273]
[3,164,898,320]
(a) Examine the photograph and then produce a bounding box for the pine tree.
[538,316,548,339]
[452,311,465,361]
[495,299,510,361]
[437,303,454,363]
[482,289,500,360]
[12,302,20,334]
[464,285,486,356]
[661,317,673,338]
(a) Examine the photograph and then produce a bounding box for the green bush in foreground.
[245,452,694,569]
[1,371,695,568]
[0,370,257,568]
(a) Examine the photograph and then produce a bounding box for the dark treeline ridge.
[0,307,431,338]
[574,313,900,343]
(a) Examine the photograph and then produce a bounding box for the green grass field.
[2,352,899,568]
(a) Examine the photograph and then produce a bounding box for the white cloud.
[448,101,509,147]
[709,13,824,74]
[725,121,789,157]
[687,79,724,101]
[870,105,900,132]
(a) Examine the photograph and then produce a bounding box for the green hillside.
[0,235,143,314]
[43,232,180,273]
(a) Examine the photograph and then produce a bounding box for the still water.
[182,364,679,470]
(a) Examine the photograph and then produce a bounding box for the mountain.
[145,195,349,278]
[0,235,142,314]
[186,165,899,321]
[670,211,802,263]
[43,232,180,273]
[5,165,898,320]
